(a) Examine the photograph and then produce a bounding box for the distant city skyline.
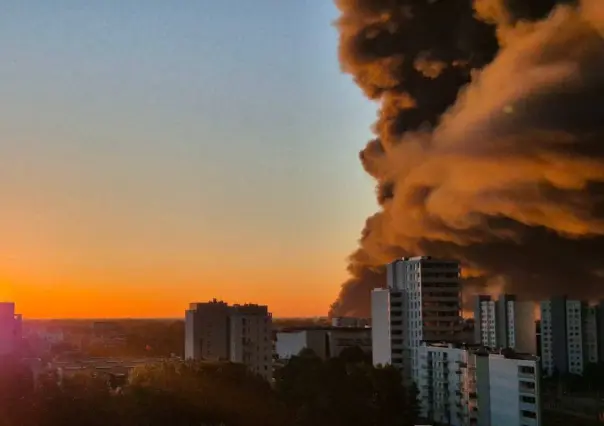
[0,1,377,318]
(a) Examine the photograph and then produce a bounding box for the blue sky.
[0,0,378,317]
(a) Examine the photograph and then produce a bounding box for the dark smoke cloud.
[330,0,604,317]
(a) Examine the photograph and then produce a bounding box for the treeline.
[0,348,419,426]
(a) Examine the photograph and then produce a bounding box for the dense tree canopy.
[0,348,418,426]
[274,347,418,426]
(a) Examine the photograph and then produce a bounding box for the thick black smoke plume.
[330,0,604,317]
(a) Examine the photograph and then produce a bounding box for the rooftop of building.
[188,299,230,310]
[231,303,269,310]
[188,300,269,312]
[0,302,17,316]
[230,305,270,317]
[474,294,529,302]
[422,341,539,361]
[390,256,460,264]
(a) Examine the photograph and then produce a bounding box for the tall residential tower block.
[372,256,463,383]
[185,300,273,380]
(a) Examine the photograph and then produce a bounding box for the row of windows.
[421,272,459,279]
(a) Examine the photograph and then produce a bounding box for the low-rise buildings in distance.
[185,300,272,381]
[275,326,371,361]
[331,316,370,328]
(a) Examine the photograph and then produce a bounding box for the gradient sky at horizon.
[0,1,378,318]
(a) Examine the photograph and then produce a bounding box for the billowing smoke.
[330,0,604,317]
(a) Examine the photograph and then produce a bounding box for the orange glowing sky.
[0,2,378,318]
[0,194,374,318]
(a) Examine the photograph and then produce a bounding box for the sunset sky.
[0,1,378,318]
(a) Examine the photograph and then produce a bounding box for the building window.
[521,410,536,419]
[520,381,535,391]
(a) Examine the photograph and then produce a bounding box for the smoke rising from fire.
[330,0,604,317]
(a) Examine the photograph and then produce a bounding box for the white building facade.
[475,296,497,348]
[486,353,541,426]
[276,327,372,361]
[474,294,536,354]
[0,302,22,356]
[372,256,463,383]
[418,343,478,425]
[418,343,542,426]
[185,300,273,380]
[275,329,327,360]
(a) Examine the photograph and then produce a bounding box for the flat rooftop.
[422,341,539,361]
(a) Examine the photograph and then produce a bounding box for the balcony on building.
[520,409,538,426]
[519,380,536,395]
[518,365,536,380]
[520,395,537,412]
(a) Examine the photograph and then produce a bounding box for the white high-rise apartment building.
[185,300,273,381]
[0,302,22,356]
[540,297,600,376]
[372,256,462,383]
[418,343,479,425]
[474,294,536,354]
[475,296,497,348]
[418,342,542,426]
